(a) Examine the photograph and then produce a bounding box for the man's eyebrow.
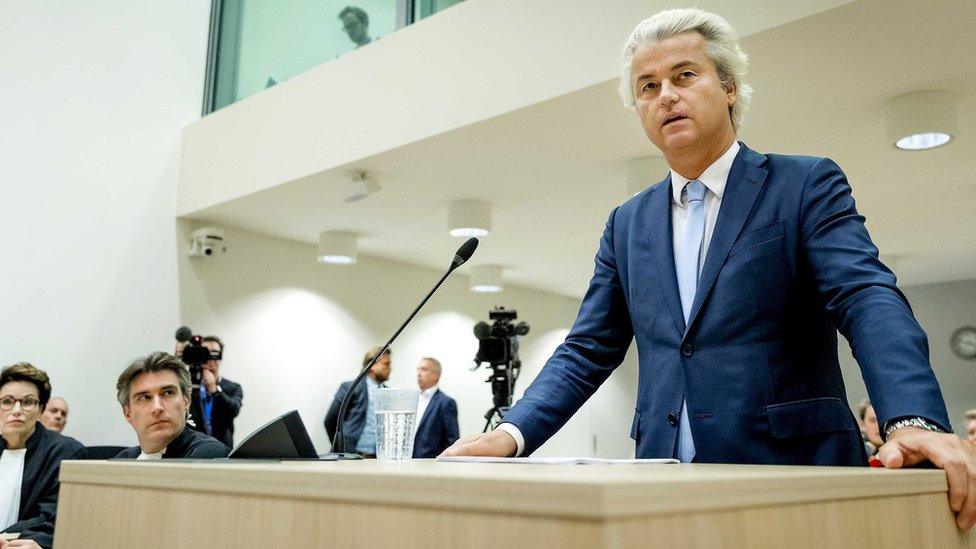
[634,60,700,83]
[671,60,699,71]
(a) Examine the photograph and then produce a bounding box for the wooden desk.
[55,460,972,548]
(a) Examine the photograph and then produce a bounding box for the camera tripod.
[482,405,511,433]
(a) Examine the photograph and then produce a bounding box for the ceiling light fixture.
[448,199,491,237]
[470,265,503,293]
[345,171,381,203]
[884,91,957,151]
[318,231,358,264]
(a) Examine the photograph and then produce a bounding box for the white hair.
[618,8,753,131]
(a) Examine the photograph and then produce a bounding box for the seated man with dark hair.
[0,362,85,549]
[115,352,228,460]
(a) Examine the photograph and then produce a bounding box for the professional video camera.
[174,326,219,386]
[472,307,530,431]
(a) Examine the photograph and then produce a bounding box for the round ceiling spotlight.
[318,231,357,264]
[470,264,503,293]
[448,199,491,237]
[884,91,957,151]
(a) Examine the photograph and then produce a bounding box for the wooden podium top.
[60,459,947,519]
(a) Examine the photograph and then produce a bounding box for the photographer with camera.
[175,329,244,449]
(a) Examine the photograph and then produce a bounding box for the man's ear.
[726,81,737,107]
[122,405,131,424]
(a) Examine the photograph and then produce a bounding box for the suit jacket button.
[667,412,679,426]
[681,343,694,357]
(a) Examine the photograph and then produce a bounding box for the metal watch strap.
[884,416,946,441]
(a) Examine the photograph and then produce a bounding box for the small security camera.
[188,227,227,257]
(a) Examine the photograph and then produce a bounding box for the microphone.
[175,326,193,343]
[450,237,479,271]
[329,238,479,458]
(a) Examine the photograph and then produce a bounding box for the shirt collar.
[366,376,379,388]
[421,386,439,398]
[670,140,740,206]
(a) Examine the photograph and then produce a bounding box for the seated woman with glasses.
[0,363,84,549]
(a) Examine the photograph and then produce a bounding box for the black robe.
[114,425,229,459]
[0,422,85,549]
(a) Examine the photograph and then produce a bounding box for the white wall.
[0,1,211,445]
[841,279,976,436]
[178,223,639,457]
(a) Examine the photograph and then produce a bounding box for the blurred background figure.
[339,6,372,48]
[858,399,884,456]
[39,397,68,433]
[188,336,243,449]
[325,346,391,457]
[965,410,976,442]
[412,357,459,458]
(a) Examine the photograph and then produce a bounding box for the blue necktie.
[675,180,706,463]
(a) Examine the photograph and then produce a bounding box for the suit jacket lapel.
[684,144,769,336]
[644,175,687,335]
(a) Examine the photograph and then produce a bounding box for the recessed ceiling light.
[318,231,357,264]
[894,133,951,151]
[448,199,491,238]
[884,91,957,151]
[471,265,503,293]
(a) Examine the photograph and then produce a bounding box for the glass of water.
[374,388,419,460]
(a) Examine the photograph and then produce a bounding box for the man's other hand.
[878,427,976,530]
[439,430,517,458]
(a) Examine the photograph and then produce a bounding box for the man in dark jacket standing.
[324,347,391,456]
[412,358,459,458]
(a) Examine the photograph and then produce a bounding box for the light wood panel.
[54,460,974,548]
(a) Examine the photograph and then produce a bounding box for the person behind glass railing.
[0,363,85,549]
[339,6,372,48]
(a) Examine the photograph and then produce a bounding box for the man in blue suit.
[442,8,976,530]
[412,357,459,458]
[324,346,391,456]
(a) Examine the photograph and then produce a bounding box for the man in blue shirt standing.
[325,346,392,457]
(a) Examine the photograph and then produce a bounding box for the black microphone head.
[450,237,479,271]
[473,321,490,339]
[175,326,193,343]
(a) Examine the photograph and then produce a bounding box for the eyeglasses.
[0,396,40,411]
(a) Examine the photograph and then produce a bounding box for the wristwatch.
[883,416,946,441]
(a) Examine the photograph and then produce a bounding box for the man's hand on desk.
[439,429,517,458]
[878,427,976,530]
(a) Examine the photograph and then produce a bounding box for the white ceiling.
[188,0,976,298]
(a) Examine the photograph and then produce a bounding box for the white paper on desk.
[436,456,679,465]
